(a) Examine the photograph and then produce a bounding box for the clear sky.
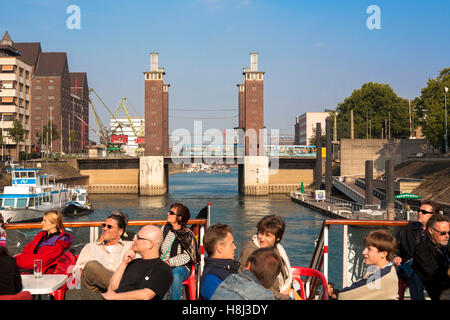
[1,0,449,142]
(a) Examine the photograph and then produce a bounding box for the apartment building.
[0,31,32,160]
[294,112,329,145]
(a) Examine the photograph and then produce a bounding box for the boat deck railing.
[309,219,409,291]
[4,217,209,298]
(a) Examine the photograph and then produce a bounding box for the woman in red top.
[15,210,73,271]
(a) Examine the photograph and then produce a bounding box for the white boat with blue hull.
[0,167,71,223]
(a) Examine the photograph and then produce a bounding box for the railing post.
[198,224,206,299]
[207,203,211,227]
[342,224,348,288]
[324,225,329,282]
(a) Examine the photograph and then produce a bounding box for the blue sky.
[1,0,449,142]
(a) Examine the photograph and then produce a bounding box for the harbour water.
[8,168,384,289]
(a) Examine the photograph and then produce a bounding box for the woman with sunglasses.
[160,203,199,300]
[15,210,73,272]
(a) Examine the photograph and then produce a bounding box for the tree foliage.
[8,119,25,144]
[39,122,59,145]
[415,67,450,152]
[333,82,410,140]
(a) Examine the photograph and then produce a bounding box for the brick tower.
[238,53,265,155]
[144,53,169,156]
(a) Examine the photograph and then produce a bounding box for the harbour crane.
[115,97,145,156]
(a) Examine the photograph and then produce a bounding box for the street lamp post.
[445,87,448,156]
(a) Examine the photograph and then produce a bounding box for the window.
[17,198,27,208]
[48,86,55,90]
[4,199,15,207]
[48,96,55,100]
[2,82,13,89]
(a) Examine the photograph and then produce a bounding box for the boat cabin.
[0,168,60,209]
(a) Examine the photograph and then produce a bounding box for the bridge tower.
[144,53,169,156]
[238,53,269,195]
[141,53,169,195]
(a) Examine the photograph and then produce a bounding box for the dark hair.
[257,215,285,243]
[0,246,10,257]
[170,203,190,225]
[203,223,233,256]
[363,229,396,261]
[420,201,436,214]
[247,247,282,289]
[426,213,449,230]
[107,212,127,231]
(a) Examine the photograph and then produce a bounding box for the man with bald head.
[101,225,173,300]
[67,225,173,300]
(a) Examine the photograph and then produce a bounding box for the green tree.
[334,82,410,139]
[8,119,25,144]
[39,122,59,145]
[415,67,450,153]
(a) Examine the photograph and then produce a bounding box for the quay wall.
[80,168,139,194]
[340,139,437,177]
[268,168,314,194]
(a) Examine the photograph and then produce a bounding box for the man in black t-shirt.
[101,225,173,300]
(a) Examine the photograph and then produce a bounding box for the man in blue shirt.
[200,224,240,299]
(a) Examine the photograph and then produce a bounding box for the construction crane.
[87,88,129,154]
[115,97,145,156]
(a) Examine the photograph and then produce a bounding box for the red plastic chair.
[291,266,329,300]
[0,291,33,300]
[182,265,197,300]
[47,252,78,300]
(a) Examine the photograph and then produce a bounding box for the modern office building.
[0,31,32,160]
[110,117,145,156]
[294,112,329,145]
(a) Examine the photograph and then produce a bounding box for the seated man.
[339,229,398,300]
[68,225,173,300]
[393,201,436,300]
[412,214,450,300]
[211,247,281,300]
[70,213,134,293]
[200,223,240,299]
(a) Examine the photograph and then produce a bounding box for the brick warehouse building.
[144,53,169,156]
[13,40,89,154]
[237,53,265,155]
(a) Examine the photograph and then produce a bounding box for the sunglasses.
[102,223,114,229]
[419,209,433,215]
[168,210,177,215]
[432,227,450,236]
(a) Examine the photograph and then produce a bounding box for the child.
[338,229,399,300]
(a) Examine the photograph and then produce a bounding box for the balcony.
[0,73,18,82]
[0,88,17,97]
[0,104,19,113]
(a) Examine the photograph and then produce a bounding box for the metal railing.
[332,177,366,205]
[5,216,209,299]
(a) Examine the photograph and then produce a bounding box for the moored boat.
[62,187,93,216]
[0,166,71,223]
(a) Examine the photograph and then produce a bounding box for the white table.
[21,274,68,295]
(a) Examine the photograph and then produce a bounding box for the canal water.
[8,168,387,290]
